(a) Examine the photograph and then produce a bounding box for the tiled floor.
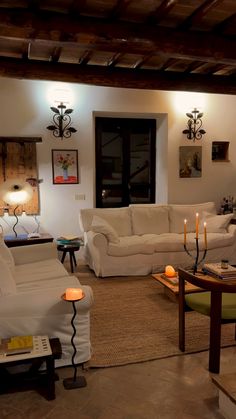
[0,346,236,418]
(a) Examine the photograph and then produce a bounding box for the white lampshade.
[0,179,33,206]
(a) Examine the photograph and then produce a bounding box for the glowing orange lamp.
[165,265,176,278]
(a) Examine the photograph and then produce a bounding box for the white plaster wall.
[0,77,236,238]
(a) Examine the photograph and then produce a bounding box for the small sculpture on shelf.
[220,196,234,214]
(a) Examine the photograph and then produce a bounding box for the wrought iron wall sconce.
[47,102,77,140]
[182,108,206,141]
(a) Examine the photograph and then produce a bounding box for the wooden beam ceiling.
[0,1,236,94]
[0,56,235,95]
[0,10,236,66]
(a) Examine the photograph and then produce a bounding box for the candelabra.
[184,239,207,274]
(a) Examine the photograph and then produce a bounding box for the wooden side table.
[0,337,62,401]
[152,273,203,302]
[4,233,54,248]
[57,243,80,273]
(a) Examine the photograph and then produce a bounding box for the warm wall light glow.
[47,83,74,107]
[0,179,33,205]
[172,91,207,116]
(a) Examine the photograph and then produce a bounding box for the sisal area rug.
[76,266,236,368]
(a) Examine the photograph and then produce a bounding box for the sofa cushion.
[0,255,17,297]
[107,231,236,257]
[14,259,69,285]
[91,215,120,243]
[0,234,15,271]
[169,202,216,233]
[80,207,132,236]
[130,206,169,235]
[200,212,233,233]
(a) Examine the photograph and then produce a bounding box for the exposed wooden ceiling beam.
[78,50,92,65]
[0,56,236,95]
[213,12,236,34]
[0,11,236,66]
[22,42,30,60]
[107,52,123,67]
[50,47,61,62]
[109,0,133,20]
[179,0,224,30]
[147,0,179,24]
[160,58,179,71]
[133,54,153,69]
[184,61,206,73]
[69,0,88,16]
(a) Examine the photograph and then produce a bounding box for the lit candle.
[184,219,187,245]
[165,265,176,278]
[203,222,207,249]
[196,212,199,239]
[65,288,83,301]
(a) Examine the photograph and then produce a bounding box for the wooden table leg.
[61,251,66,264]
[45,356,55,400]
[209,291,222,374]
[178,273,185,352]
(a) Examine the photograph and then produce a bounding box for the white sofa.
[0,239,94,367]
[79,202,236,277]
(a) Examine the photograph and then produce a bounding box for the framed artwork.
[179,146,202,178]
[52,149,79,184]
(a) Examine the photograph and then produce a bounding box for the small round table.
[57,243,80,273]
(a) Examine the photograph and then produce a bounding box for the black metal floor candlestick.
[184,238,207,274]
[12,205,19,237]
[62,293,87,390]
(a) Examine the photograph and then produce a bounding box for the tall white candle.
[196,213,199,239]
[184,219,187,245]
[204,222,207,249]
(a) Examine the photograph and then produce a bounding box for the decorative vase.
[63,168,68,180]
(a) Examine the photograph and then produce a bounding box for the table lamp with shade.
[0,178,33,238]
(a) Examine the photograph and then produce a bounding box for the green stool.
[178,268,236,374]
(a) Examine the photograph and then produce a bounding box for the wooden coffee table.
[152,273,203,302]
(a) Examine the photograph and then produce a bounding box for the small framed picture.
[52,149,79,184]
[179,146,202,178]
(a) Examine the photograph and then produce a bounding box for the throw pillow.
[169,202,216,233]
[130,206,169,235]
[200,212,233,233]
[0,255,17,297]
[0,234,15,271]
[91,215,120,243]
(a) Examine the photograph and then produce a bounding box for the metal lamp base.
[63,376,87,390]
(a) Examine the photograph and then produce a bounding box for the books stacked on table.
[203,263,236,280]
[57,235,82,246]
[0,336,52,362]
[0,335,33,356]
[161,273,179,285]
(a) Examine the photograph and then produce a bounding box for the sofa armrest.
[10,242,58,266]
[228,223,236,234]
[86,230,108,251]
[0,283,94,317]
